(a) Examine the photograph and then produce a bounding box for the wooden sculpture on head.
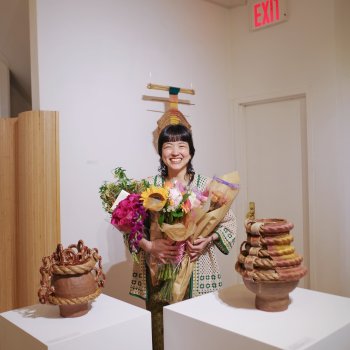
[145,83,195,150]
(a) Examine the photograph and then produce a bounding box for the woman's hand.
[139,238,179,264]
[186,234,217,262]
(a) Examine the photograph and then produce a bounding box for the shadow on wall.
[103,249,145,309]
[98,219,145,309]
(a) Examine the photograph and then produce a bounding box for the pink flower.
[111,193,148,253]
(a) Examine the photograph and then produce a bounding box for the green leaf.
[159,214,165,226]
[182,192,190,201]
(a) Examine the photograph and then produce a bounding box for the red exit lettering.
[254,0,280,28]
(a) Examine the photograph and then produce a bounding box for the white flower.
[188,192,201,209]
[169,187,183,208]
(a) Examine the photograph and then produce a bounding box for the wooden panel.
[0,118,18,312]
[16,111,61,307]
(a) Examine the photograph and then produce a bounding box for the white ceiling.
[0,0,247,106]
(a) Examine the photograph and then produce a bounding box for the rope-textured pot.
[235,218,307,311]
[38,240,105,317]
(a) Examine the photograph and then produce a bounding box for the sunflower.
[141,186,168,211]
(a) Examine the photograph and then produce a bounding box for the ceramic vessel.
[236,216,307,312]
[38,240,105,317]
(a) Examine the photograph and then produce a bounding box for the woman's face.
[161,141,191,175]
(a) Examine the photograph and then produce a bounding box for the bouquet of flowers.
[100,168,240,303]
[139,172,240,303]
[140,180,208,301]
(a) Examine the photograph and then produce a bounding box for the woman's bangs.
[163,126,191,143]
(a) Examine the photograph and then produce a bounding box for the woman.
[128,123,237,350]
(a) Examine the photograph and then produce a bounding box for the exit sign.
[250,0,288,31]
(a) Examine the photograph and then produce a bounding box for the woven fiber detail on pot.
[245,219,294,235]
[246,244,295,257]
[272,253,303,265]
[259,234,294,246]
[238,248,303,269]
[248,246,262,256]
[266,245,296,256]
[246,270,280,281]
[247,233,294,247]
[247,235,262,247]
[51,256,98,275]
[235,263,280,281]
[249,221,264,234]
[276,266,307,281]
[48,287,102,305]
[243,255,258,271]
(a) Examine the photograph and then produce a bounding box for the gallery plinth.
[164,284,350,350]
[0,294,152,350]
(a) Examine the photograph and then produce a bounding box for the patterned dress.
[126,173,237,350]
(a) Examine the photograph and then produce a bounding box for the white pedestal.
[0,294,151,350]
[164,285,350,350]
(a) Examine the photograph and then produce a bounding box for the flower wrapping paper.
[171,171,240,303]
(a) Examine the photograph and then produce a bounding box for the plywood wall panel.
[16,111,60,308]
[0,118,17,312]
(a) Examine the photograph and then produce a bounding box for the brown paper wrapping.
[171,171,240,303]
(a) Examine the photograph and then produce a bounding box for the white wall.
[334,0,350,296]
[31,0,236,306]
[229,0,350,296]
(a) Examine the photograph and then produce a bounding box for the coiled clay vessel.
[235,217,307,312]
[38,240,105,317]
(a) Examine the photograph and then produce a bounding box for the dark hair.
[158,124,195,182]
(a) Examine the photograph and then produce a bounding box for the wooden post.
[0,118,17,312]
[16,110,61,308]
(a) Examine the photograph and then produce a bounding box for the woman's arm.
[139,237,179,264]
[186,209,237,261]
[186,233,219,262]
[212,208,237,255]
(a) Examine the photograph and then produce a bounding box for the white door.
[236,95,310,287]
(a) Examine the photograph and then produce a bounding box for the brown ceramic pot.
[38,240,105,318]
[52,272,97,317]
[236,215,307,312]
